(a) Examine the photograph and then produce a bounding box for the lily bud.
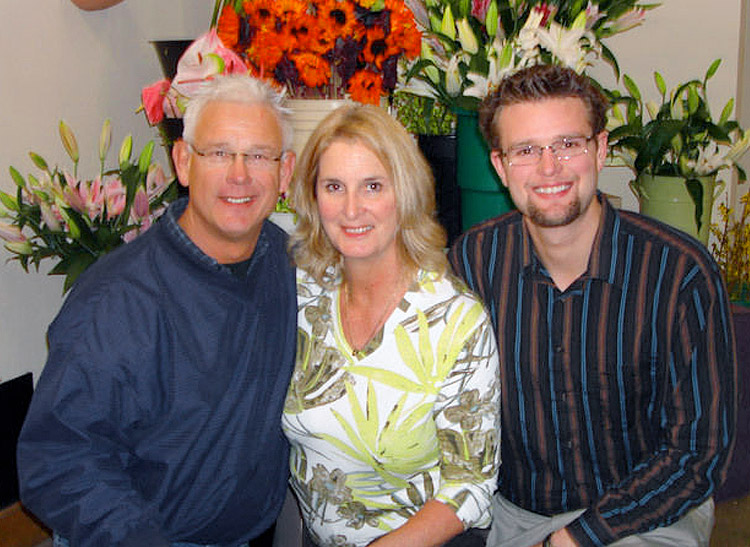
[645,101,659,120]
[5,240,33,256]
[485,0,499,37]
[440,5,456,40]
[59,121,79,163]
[138,141,155,174]
[456,18,479,54]
[99,119,112,163]
[0,220,25,243]
[119,135,133,166]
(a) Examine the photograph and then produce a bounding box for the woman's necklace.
[340,276,407,356]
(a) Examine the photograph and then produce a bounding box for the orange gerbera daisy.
[317,0,363,45]
[291,51,332,88]
[347,70,382,104]
[217,5,240,49]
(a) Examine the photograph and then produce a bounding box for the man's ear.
[490,149,509,188]
[172,140,190,189]
[278,150,296,195]
[595,131,609,173]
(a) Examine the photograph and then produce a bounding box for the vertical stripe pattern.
[448,199,736,546]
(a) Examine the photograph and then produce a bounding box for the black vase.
[151,40,192,194]
[418,134,462,246]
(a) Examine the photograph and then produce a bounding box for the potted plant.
[400,0,657,229]
[608,60,750,244]
[0,121,173,291]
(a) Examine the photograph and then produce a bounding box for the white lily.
[446,54,463,96]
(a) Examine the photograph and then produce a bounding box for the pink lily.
[40,202,63,231]
[471,0,491,22]
[131,187,149,220]
[606,8,646,34]
[103,177,126,219]
[78,176,104,221]
[146,164,168,200]
[63,172,87,214]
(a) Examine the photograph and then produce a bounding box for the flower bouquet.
[401,0,658,111]
[214,0,422,104]
[0,120,173,291]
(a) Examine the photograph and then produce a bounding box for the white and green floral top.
[282,269,500,547]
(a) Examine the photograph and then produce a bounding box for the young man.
[449,64,736,546]
[17,75,297,547]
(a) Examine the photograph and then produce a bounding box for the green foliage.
[608,60,750,230]
[393,92,456,136]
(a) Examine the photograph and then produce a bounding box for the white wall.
[590,0,744,212]
[0,0,746,384]
[0,0,207,384]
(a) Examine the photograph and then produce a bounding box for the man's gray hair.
[182,75,293,151]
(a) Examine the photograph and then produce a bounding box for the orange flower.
[385,0,422,58]
[217,5,240,49]
[347,70,382,104]
[291,51,332,88]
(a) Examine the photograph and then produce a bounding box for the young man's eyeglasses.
[502,135,595,167]
[188,143,282,170]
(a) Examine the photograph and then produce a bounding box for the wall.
[0,0,746,384]
[0,0,207,384]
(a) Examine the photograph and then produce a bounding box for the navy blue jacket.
[17,199,297,546]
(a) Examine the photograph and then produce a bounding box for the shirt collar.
[520,192,617,284]
[162,197,270,275]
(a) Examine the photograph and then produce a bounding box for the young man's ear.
[172,140,191,189]
[595,131,609,172]
[490,149,509,188]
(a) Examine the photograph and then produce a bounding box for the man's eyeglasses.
[188,143,282,170]
[501,135,595,167]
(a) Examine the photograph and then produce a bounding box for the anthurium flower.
[141,79,171,125]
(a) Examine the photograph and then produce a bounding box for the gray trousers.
[486,493,714,547]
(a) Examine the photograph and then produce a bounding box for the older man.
[17,75,296,547]
[450,65,736,546]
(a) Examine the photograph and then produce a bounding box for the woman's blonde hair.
[289,104,447,287]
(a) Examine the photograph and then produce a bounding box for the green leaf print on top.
[347,301,484,394]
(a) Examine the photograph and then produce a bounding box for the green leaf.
[654,72,666,97]
[719,98,734,126]
[623,74,641,103]
[705,58,721,82]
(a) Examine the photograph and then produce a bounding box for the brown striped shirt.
[448,196,736,546]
